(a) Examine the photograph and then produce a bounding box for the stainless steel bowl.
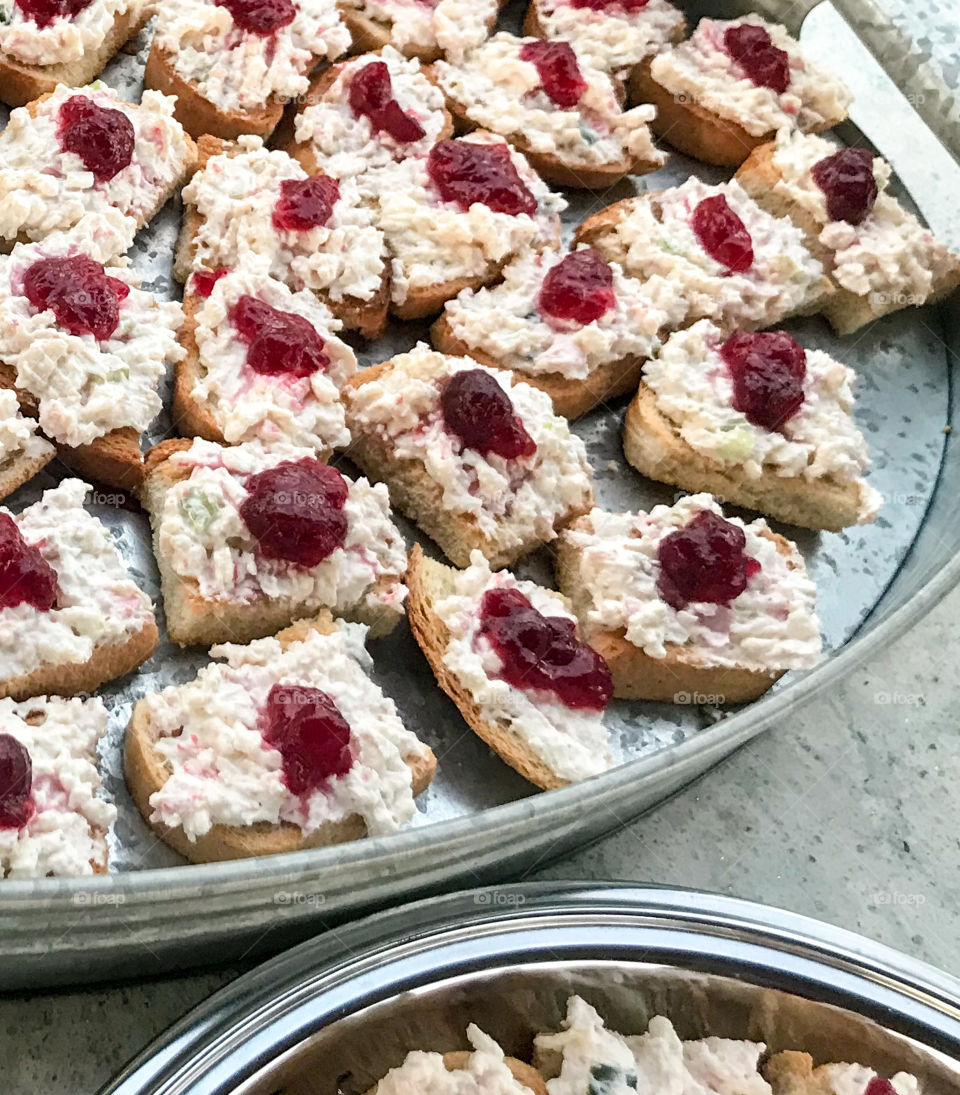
[99,884,960,1095]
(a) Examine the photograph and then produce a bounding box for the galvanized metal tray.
[98,883,960,1094]
[1,0,958,988]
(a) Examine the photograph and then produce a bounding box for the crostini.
[555,494,822,703]
[338,0,504,64]
[632,14,852,167]
[124,614,436,864]
[626,321,881,531]
[342,345,594,568]
[737,131,960,334]
[764,1052,919,1095]
[140,437,408,646]
[406,544,613,790]
[432,246,685,418]
[0,388,54,501]
[0,479,158,701]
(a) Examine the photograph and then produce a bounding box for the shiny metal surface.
[98,884,960,1095]
[1,0,959,986]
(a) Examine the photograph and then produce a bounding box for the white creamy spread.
[765,130,960,302]
[533,0,685,77]
[373,132,566,305]
[0,387,53,470]
[376,1025,533,1095]
[644,320,880,521]
[339,0,499,60]
[536,996,771,1095]
[344,345,594,549]
[293,46,448,183]
[144,622,431,839]
[815,1064,919,1095]
[562,495,821,670]
[0,0,144,66]
[434,33,664,169]
[154,0,350,115]
[181,136,385,303]
[650,15,852,138]
[0,479,155,681]
[442,248,685,381]
[157,438,407,625]
[0,231,184,447]
[0,695,116,879]
[190,268,355,452]
[435,551,613,783]
[0,83,194,251]
[595,177,825,331]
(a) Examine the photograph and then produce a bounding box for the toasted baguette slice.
[339,0,508,64]
[366,1050,548,1095]
[555,515,806,703]
[141,438,404,645]
[763,1052,918,1095]
[0,435,55,501]
[431,312,644,420]
[170,293,222,445]
[0,6,148,109]
[124,614,436,864]
[623,385,871,532]
[176,135,389,337]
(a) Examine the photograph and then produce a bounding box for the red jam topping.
[216,0,294,34]
[0,734,33,830]
[811,147,878,226]
[272,176,340,231]
[723,24,790,93]
[191,268,229,298]
[261,684,353,795]
[23,254,129,341]
[240,459,348,567]
[349,60,426,144]
[441,369,536,461]
[538,249,615,325]
[519,40,588,110]
[692,195,754,273]
[0,513,59,612]
[230,295,328,378]
[16,0,92,26]
[428,140,537,217]
[721,330,806,432]
[569,0,650,11]
[864,1080,898,1095]
[657,510,759,610]
[57,95,135,182]
[478,587,612,711]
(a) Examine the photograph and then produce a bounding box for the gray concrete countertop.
[2,2,959,1092]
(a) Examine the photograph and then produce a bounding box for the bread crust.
[338,0,508,64]
[0,7,147,108]
[365,1051,547,1095]
[431,313,645,419]
[123,614,436,864]
[175,135,390,337]
[623,384,870,531]
[342,359,593,568]
[0,441,55,502]
[555,516,799,703]
[405,543,568,791]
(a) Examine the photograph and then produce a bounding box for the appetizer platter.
[0,0,958,984]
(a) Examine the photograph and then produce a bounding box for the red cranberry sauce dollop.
[569,0,650,11]
[811,147,878,226]
[864,1079,898,1095]
[239,459,348,567]
[57,95,135,182]
[215,0,294,34]
[0,734,33,830]
[230,295,328,378]
[520,40,588,110]
[692,194,754,273]
[191,268,229,298]
[0,513,59,612]
[272,175,340,231]
[538,249,615,325]
[721,331,806,432]
[479,587,612,711]
[261,684,354,795]
[427,140,537,216]
[349,60,426,143]
[16,0,92,27]
[657,510,759,611]
[441,369,536,460]
[723,23,790,94]
[23,254,129,341]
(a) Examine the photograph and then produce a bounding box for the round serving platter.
[1,0,958,986]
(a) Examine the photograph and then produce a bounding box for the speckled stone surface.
[2,3,960,1093]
